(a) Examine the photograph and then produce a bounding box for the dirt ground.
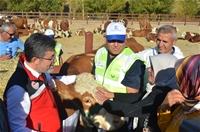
[0,21,199,98]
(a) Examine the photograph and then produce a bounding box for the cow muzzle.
[91,108,125,131]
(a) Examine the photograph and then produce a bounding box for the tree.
[172,0,199,15]
[5,0,63,12]
[105,0,126,13]
[0,0,8,11]
[182,0,199,15]
[156,0,174,14]
[129,0,174,14]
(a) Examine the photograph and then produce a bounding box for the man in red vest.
[3,33,76,132]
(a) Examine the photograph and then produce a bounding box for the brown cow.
[15,28,30,37]
[75,28,87,36]
[139,19,152,29]
[33,18,44,28]
[126,37,145,53]
[131,29,152,37]
[189,34,200,43]
[101,21,111,34]
[93,27,102,34]
[41,18,58,30]
[53,73,125,132]
[0,18,5,27]
[59,19,72,37]
[181,31,198,40]
[59,38,144,76]
[10,18,28,29]
[146,32,157,42]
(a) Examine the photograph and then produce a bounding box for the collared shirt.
[0,36,24,58]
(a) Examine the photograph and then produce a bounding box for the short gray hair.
[0,22,17,33]
[157,25,177,41]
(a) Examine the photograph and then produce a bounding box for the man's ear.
[31,57,40,64]
[172,39,177,45]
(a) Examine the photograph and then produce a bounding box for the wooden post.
[86,13,88,24]
[131,14,133,25]
[199,16,200,26]
[172,15,174,25]
[158,14,160,25]
[85,31,93,53]
[184,15,186,26]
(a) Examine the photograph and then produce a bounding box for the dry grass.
[0,22,199,99]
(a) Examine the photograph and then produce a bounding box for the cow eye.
[85,99,91,103]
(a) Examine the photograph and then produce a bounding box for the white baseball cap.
[44,29,54,38]
[106,22,126,42]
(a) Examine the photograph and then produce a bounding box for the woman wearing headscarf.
[158,54,200,132]
[95,53,178,132]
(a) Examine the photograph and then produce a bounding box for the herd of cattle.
[0,17,199,43]
[93,19,200,43]
[0,17,72,38]
[0,17,199,132]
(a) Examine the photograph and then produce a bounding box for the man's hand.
[161,89,185,112]
[94,87,114,104]
[0,54,11,61]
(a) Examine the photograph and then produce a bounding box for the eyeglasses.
[5,31,15,37]
[37,55,55,62]
[107,40,125,43]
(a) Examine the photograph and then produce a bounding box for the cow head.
[53,73,125,131]
[62,30,72,37]
[93,27,102,34]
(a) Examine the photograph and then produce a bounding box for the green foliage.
[172,0,199,15]
[5,0,63,12]
[0,0,8,11]
[1,0,200,16]
[129,0,174,14]
[182,0,199,15]
[105,0,126,13]
[156,0,174,14]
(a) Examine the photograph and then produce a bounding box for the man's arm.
[102,87,172,118]
[6,86,37,132]
[122,60,146,93]
[0,54,11,61]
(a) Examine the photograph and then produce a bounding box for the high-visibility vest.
[54,43,62,66]
[94,46,144,93]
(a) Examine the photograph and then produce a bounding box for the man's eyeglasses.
[5,31,15,37]
[107,40,125,43]
[37,55,55,61]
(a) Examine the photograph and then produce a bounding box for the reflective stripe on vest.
[94,47,143,93]
[54,43,62,65]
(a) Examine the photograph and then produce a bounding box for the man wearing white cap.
[92,22,146,131]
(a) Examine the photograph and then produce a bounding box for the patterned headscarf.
[175,54,200,114]
[175,54,200,100]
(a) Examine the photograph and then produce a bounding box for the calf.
[75,28,87,36]
[53,73,125,131]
